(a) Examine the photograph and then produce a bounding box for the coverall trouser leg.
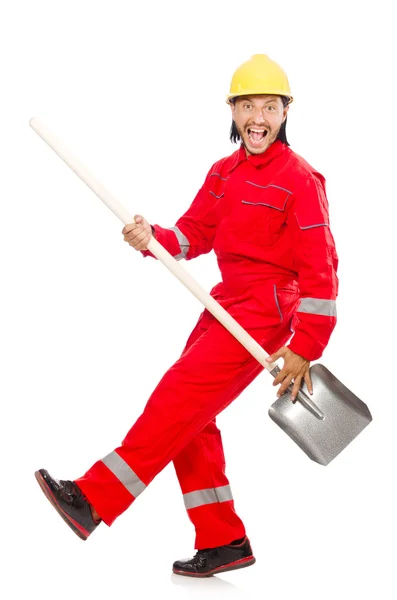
[75,309,293,548]
[172,418,242,549]
[171,313,246,549]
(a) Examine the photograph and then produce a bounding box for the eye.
[243,103,253,111]
[266,105,276,112]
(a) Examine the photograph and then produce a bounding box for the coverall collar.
[228,140,286,173]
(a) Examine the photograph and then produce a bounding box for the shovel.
[29,117,372,466]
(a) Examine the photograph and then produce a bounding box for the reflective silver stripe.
[246,181,292,195]
[297,298,337,317]
[273,285,283,321]
[210,191,224,199]
[242,199,287,211]
[299,222,328,230]
[183,485,233,510]
[170,226,190,261]
[210,173,228,181]
[295,215,328,230]
[102,451,146,498]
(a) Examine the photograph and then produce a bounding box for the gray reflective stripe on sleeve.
[297,298,337,317]
[102,451,146,498]
[170,226,190,260]
[183,485,233,510]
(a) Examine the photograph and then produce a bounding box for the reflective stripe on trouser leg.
[74,307,295,530]
[183,485,233,509]
[74,451,147,526]
[101,451,146,497]
[173,418,246,549]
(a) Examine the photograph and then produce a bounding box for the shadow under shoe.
[173,537,256,578]
[35,469,100,541]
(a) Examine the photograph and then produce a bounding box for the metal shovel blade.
[268,364,372,466]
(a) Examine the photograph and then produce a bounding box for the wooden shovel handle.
[29,118,324,416]
[29,117,278,373]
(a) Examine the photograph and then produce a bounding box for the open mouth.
[247,128,268,144]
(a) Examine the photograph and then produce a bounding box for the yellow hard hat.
[226,54,293,104]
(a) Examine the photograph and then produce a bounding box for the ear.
[282,104,289,123]
[230,100,236,120]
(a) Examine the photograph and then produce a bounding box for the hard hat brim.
[226,92,294,104]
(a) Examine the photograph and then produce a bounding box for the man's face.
[231,95,289,155]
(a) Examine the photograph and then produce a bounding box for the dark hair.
[229,96,290,146]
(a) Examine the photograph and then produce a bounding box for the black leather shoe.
[172,536,256,577]
[35,469,99,541]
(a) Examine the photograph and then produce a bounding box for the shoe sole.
[34,471,89,541]
[172,555,256,578]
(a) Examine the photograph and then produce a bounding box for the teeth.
[248,128,267,143]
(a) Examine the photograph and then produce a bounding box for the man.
[35,54,338,578]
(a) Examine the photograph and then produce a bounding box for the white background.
[1,1,396,599]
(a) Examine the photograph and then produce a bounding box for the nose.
[252,107,266,124]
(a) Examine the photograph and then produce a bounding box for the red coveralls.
[76,140,339,548]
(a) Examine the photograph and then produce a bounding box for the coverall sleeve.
[286,175,339,361]
[141,169,217,261]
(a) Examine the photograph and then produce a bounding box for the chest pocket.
[236,182,291,247]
